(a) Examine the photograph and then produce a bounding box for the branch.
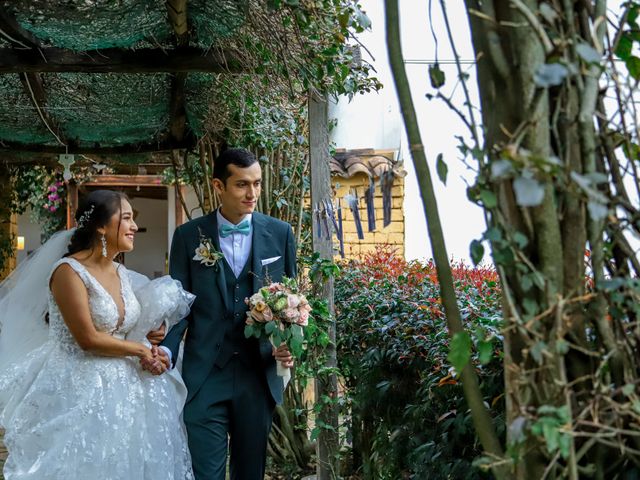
[385,0,506,475]
[510,0,554,54]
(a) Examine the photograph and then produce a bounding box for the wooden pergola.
[0,2,337,477]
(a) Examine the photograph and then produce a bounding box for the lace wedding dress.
[0,257,194,480]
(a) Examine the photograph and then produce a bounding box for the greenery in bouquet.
[244,276,312,357]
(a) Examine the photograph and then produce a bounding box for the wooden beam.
[0,47,243,73]
[82,175,164,187]
[165,1,190,144]
[0,7,39,48]
[0,137,195,154]
[0,9,68,145]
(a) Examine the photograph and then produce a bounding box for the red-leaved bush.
[335,245,504,479]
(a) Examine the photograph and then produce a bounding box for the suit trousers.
[183,356,275,480]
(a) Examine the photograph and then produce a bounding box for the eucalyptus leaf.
[491,159,514,179]
[534,63,569,87]
[587,201,608,221]
[539,3,558,23]
[513,175,545,207]
[576,43,602,64]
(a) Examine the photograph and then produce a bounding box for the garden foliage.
[335,246,505,479]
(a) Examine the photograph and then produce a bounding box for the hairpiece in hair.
[77,204,95,229]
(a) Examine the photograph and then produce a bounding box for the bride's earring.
[101,234,108,258]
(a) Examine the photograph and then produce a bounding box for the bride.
[0,190,194,479]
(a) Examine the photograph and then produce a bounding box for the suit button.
[235,284,239,289]
[234,298,239,303]
[216,343,221,350]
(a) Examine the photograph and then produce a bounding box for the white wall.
[16,209,43,263]
[124,197,168,278]
[330,0,486,262]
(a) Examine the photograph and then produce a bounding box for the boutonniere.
[193,227,224,270]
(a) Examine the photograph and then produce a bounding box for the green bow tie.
[219,220,251,238]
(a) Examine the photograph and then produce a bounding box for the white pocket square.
[261,256,281,266]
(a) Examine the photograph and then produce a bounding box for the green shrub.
[335,246,505,479]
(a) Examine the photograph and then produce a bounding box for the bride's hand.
[139,347,166,375]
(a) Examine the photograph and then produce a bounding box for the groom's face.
[214,162,262,221]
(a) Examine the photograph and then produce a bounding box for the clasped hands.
[140,324,169,376]
[140,323,295,374]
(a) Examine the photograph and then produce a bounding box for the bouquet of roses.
[244,277,311,383]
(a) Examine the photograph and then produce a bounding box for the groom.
[156,148,296,480]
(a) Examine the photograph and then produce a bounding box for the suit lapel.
[251,213,273,293]
[200,212,230,311]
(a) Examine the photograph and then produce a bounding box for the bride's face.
[104,199,138,254]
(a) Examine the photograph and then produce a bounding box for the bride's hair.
[66,190,129,257]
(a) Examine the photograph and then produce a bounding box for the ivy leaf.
[530,341,547,364]
[436,153,448,185]
[470,239,485,266]
[448,331,471,374]
[534,63,569,87]
[623,383,635,396]
[555,339,569,355]
[480,190,497,208]
[627,56,640,80]
[513,231,529,248]
[429,63,446,88]
[513,173,545,207]
[576,43,602,64]
[616,34,633,61]
[478,339,493,364]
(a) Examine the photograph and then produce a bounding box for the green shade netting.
[0,75,58,145]
[5,0,247,50]
[0,0,250,148]
[44,73,171,147]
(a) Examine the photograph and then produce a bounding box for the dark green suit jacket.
[162,211,297,404]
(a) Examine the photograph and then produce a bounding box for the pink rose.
[297,309,309,326]
[282,308,300,323]
[287,294,301,309]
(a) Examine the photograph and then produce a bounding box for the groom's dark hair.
[213,148,258,184]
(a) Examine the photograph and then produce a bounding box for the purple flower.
[49,206,57,212]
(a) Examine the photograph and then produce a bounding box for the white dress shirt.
[216,209,253,278]
[160,209,253,366]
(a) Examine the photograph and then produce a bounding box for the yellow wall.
[333,174,405,259]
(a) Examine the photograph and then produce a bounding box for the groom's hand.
[146,323,166,345]
[273,344,294,369]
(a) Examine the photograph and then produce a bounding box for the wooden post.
[66,181,78,229]
[309,91,339,479]
[0,164,16,279]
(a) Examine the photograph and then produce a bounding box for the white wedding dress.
[0,257,194,479]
